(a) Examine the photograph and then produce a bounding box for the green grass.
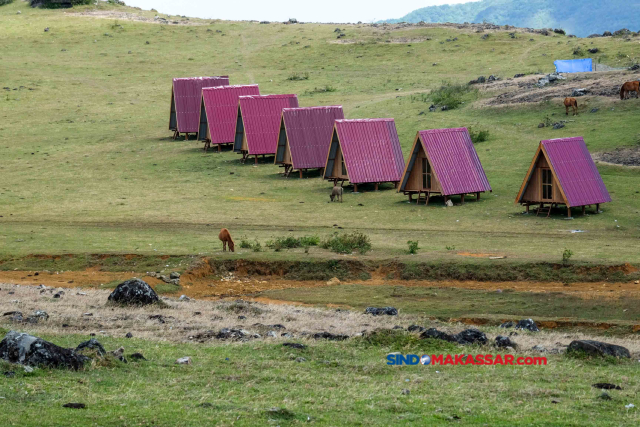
[0,331,637,426]
[0,3,639,264]
[260,284,640,324]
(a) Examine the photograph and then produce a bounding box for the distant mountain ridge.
[384,0,638,38]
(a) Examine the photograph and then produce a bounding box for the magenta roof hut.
[399,127,492,205]
[275,106,345,178]
[198,84,260,152]
[169,76,229,140]
[234,94,299,164]
[323,119,405,192]
[515,137,611,217]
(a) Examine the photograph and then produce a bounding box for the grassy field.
[1,2,639,264]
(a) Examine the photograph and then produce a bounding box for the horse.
[218,228,234,252]
[564,97,578,116]
[620,81,640,100]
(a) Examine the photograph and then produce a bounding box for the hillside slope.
[385,0,639,37]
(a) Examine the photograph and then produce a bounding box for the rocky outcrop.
[0,331,88,370]
[107,279,159,306]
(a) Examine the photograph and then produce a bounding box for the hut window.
[422,158,431,189]
[541,168,553,200]
[341,157,347,176]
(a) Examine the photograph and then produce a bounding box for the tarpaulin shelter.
[275,106,344,178]
[515,137,611,218]
[399,128,491,205]
[234,94,299,164]
[169,76,229,140]
[198,84,260,152]
[323,119,405,192]
[554,58,593,73]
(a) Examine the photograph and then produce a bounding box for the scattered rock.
[53,291,64,299]
[176,357,192,365]
[44,27,49,32]
[312,332,348,341]
[590,108,599,113]
[440,105,449,111]
[598,392,612,400]
[282,342,306,349]
[107,279,159,306]
[125,332,133,339]
[536,73,566,88]
[76,339,106,356]
[326,277,340,286]
[592,383,622,390]
[215,328,250,340]
[420,328,456,342]
[4,371,15,378]
[567,340,630,358]
[364,307,398,316]
[267,331,278,338]
[629,64,640,71]
[495,336,518,349]
[515,319,539,332]
[538,123,545,128]
[129,352,146,361]
[62,403,86,409]
[455,329,487,345]
[588,48,599,54]
[571,88,588,97]
[295,357,306,363]
[178,295,190,301]
[0,331,88,370]
[445,199,454,207]
[552,122,565,130]
[401,389,410,395]
[407,325,426,333]
[514,73,525,78]
[429,104,437,112]
[170,272,181,279]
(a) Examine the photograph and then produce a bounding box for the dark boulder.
[0,331,88,370]
[107,278,159,306]
[515,319,539,332]
[216,328,249,340]
[495,335,517,349]
[75,338,106,356]
[514,73,525,78]
[407,324,426,333]
[568,340,630,358]
[602,31,612,37]
[129,352,147,361]
[592,383,622,390]
[282,342,306,349]
[364,307,398,316]
[419,328,456,342]
[454,329,487,345]
[312,332,348,341]
[629,64,640,71]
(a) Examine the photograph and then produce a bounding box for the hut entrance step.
[536,205,552,218]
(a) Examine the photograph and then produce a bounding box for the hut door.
[541,168,553,201]
[341,157,347,176]
[422,158,432,190]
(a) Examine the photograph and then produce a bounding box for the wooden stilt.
[409,193,413,202]
[596,203,600,213]
[254,155,258,165]
[185,133,189,141]
[526,204,530,213]
[461,194,465,204]
[581,206,586,215]
[425,192,430,206]
[567,206,572,218]
[416,191,421,204]
[374,183,379,191]
[299,170,303,179]
[217,144,221,153]
[353,184,358,193]
[476,192,480,201]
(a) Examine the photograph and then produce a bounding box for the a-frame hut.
[169,76,229,140]
[515,137,611,218]
[323,119,405,192]
[398,128,492,205]
[198,84,260,152]
[275,106,344,178]
[234,94,299,164]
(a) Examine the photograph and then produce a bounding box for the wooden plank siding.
[521,152,564,204]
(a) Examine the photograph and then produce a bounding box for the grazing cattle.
[330,185,343,203]
[218,228,234,252]
[620,81,640,100]
[564,97,578,116]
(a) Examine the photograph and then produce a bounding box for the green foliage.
[32,0,92,8]
[154,283,181,294]
[252,239,263,252]
[305,85,336,94]
[287,72,309,81]
[429,81,475,110]
[407,240,419,254]
[0,0,15,6]
[321,232,372,254]
[266,235,319,251]
[573,46,585,56]
[469,129,490,144]
[239,237,252,249]
[562,248,574,264]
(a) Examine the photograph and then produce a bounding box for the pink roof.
[200,85,260,143]
[281,106,344,169]
[172,76,229,133]
[238,94,299,155]
[413,127,491,195]
[541,137,611,207]
[334,119,405,184]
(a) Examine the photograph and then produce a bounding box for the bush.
[266,235,319,251]
[321,232,372,254]
[429,82,476,110]
[572,46,584,56]
[0,0,15,7]
[252,240,263,252]
[407,241,419,255]
[305,85,336,94]
[31,0,92,8]
[287,72,309,81]
[562,248,574,264]
[469,129,490,144]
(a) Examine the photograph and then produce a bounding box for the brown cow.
[218,228,234,252]
[564,97,578,116]
[620,81,640,100]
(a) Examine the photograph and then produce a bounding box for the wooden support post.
[416,191,421,204]
[409,193,413,202]
[217,144,221,153]
[581,206,586,215]
[461,194,465,204]
[425,192,430,206]
[444,195,448,204]
[476,192,480,201]
[299,170,303,179]
[596,203,600,213]
[567,206,572,218]
[374,183,379,191]
[320,168,325,177]
[254,155,258,165]
[353,184,358,193]
[526,204,530,213]
[185,133,189,141]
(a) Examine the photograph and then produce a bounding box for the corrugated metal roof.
[281,106,344,169]
[416,127,492,196]
[173,76,229,133]
[239,94,299,155]
[335,119,405,184]
[541,137,611,207]
[201,85,260,144]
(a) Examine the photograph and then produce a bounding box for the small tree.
[562,248,574,264]
[407,241,419,254]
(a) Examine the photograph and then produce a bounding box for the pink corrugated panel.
[282,106,344,169]
[541,137,611,207]
[239,94,299,155]
[173,76,229,133]
[335,119,405,184]
[418,128,492,195]
[202,85,260,144]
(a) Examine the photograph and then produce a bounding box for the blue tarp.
[554,58,593,73]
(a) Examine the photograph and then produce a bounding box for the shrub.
[31,0,92,8]
[239,237,252,249]
[572,46,584,56]
[305,85,336,94]
[287,72,309,81]
[469,129,490,144]
[266,235,319,251]
[252,240,263,252]
[407,241,419,255]
[429,82,476,110]
[321,232,372,254]
[0,0,15,6]
[562,248,574,264]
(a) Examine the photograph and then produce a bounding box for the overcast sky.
[124,0,476,23]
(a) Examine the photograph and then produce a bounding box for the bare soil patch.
[593,145,640,167]
[66,10,206,26]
